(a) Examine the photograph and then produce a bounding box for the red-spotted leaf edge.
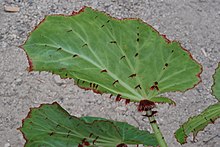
[19,102,158,147]
[20,6,202,110]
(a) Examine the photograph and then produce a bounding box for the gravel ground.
[0,0,220,147]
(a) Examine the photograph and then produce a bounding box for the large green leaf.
[21,7,201,104]
[175,63,220,144]
[19,102,158,147]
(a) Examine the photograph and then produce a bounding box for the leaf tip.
[26,55,34,72]
[71,6,87,15]
[161,34,171,44]
[174,127,188,144]
[18,44,34,72]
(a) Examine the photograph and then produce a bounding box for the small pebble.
[4,6,20,13]
[116,106,127,111]
[53,75,66,86]
[75,114,82,117]
[15,78,23,85]
[4,143,10,147]
[18,72,23,76]
[153,25,159,30]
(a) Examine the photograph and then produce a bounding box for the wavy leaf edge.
[19,6,202,106]
[18,102,158,146]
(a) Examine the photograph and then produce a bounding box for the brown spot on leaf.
[116,94,122,101]
[117,143,128,147]
[150,82,159,91]
[71,6,85,15]
[76,79,80,84]
[135,84,142,89]
[138,100,156,111]
[92,89,102,94]
[84,141,90,146]
[162,34,171,43]
[82,43,87,47]
[128,73,136,78]
[113,80,119,86]
[93,136,99,144]
[78,144,83,147]
[120,55,125,60]
[110,41,117,44]
[89,133,93,138]
[82,138,90,146]
[150,85,159,91]
[101,69,107,73]
[210,119,215,124]
[49,132,54,136]
[125,99,130,105]
[57,47,62,51]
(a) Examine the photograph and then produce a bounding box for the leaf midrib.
[25,42,142,100]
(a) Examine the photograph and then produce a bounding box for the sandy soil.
[0,0,220,147]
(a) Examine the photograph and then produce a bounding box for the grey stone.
[53,75,66,86]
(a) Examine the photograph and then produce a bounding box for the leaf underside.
[19,102,158,147]
[175,63,220,144]
[22,7,201,103]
